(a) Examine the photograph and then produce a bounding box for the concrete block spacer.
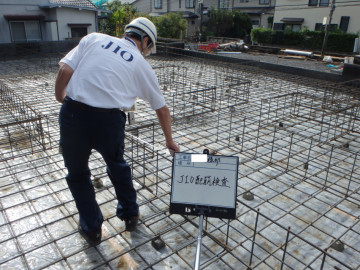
[152,236,165,250]
[243,191,254,201]
[93,177,104,189]
[330,240,344,252]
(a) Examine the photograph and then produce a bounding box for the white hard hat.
[125,17,157,49]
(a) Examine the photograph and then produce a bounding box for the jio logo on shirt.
[102,41,134,62]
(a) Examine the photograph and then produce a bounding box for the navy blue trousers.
[59,101,139,233]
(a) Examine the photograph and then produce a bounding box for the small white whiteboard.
[170,152,238,218]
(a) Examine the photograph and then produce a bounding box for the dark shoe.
[124,216,138,232]
[78,226,102,246]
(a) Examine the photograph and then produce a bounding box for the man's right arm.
[156,105,180,156]
[55,63,74,103]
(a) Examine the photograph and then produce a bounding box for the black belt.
[64,97,121,113]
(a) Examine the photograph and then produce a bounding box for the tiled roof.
[49,0,96,8]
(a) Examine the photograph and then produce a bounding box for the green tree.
[153,12,187,39]
[102,0,140,36]
[232,11,252,38]
[205,9,252,38]
[206,9,233,37]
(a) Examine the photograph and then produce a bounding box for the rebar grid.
[0,82,53,162]
[0,51,359,270]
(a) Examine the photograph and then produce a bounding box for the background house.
[132,0,275,38]
[0,0,99,44]
[273,0,360,33]
[132,0,200,39]
[205,0,274,28]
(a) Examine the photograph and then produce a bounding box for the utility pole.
[321,0,336,57]
[198,0,203,42]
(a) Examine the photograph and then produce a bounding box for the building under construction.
[0,44,359,270]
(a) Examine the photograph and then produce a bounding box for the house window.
[185,0,194,8]
[291,24,301,31]
[71,27,87,39]
[315,23,324,31]
[154,0,162,9]
[219,0,229,9]
[329,24,338,31]
[315,23,337,31]
[259,0,270,4]
[10,21,41,42]
[319,0,329,6]
[252,19,260,26]
[308,0,318,6]
[339,16,350,32]
[273,23,284,30]
[179,0,181,8]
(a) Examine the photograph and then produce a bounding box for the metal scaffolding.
[0,49,359,270]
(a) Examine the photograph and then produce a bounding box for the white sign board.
[170,152,239,219]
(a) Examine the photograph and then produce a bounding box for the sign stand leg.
[194,214,204,270]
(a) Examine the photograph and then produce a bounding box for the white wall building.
[273,0,360,33]
[0,0,99,43]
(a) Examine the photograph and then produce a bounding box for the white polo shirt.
[60,32,165,110]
